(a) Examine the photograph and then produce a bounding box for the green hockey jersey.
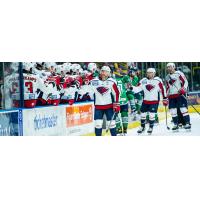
[115,76,129,105]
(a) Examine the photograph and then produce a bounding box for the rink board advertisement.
[188,92,200,105]
[23,106,66,136]
[0,110,22,136]
[66,102,94,135]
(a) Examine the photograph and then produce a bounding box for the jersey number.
[25,82,33,93]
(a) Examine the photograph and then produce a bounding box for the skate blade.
[185,129,191,132]
[138,131,145,135]
[147,132,152,135]
[172,129,179,132]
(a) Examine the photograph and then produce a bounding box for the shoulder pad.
[175,70,184,76]
[140,78,147,84]
[107,77,117,84]
[154,76,163,83]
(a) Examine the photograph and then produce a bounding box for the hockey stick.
[169,76,200,116]
[106,112,117,133]
[117,112,125,136]
[164,106,170,130]
[180,94,200,115]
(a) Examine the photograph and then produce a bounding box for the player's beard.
[147,74,154,79]
[100,74,107,81]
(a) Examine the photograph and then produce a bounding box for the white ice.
[127,113,200,136]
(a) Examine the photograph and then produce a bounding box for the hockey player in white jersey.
[89,66,120,136]
[10,62,43,108]
[29,64,54,106]
[165,63,191,130]
[22,63,39,108]
[133,68,168,134]
[23,63,54,108]
[60,76,78,105]
[46,76,61,106]
[77,74,94,102]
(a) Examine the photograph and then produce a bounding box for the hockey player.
[60,76,77,105]
[70,63,82,76]
[43,62,57,76]
[89,66,120,136]
[127,68,142,115]
[22,63,39,108]
[77,74,94,102]
[30,64,54,106]
[10,63,47,108]
[115,71,131,135]
[63,63,73,75]
[165,63,191,130]
[133,68,168,134]
[73,74,83,89]
[87,63,99,80]
[46,72,61,106]
[113,68,136,116]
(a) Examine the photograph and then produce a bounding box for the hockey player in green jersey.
[114,70,135,135]
[126,69,142,116]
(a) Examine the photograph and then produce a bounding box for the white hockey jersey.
[133,77,166,104]
[78,85,94,101]
[89,77,119,109]
[165,70,188,98]
[23,73,40,100]
[61,86,78,101]
[24,73,53,100]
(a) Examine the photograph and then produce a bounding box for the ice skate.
[172,125,179,131]
[147,127,153,135]
[137,127,145,134]
[184,123,191,130]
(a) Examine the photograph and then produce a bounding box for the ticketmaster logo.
[34,114,58,130]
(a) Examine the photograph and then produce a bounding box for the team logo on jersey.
[145,84,155,92]
[169,78,176,85]
[92,80,98,86]
[97,86,109,95]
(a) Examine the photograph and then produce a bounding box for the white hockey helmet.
[79,68,83,74]
[167,63,176,68]
[63,62,72,68]
[75,64,81,71]
[23,62,33,71]
[88,63,97,73]
[71,64,81,73]
[55,64,64,74]
[147,68,156,73]
[62,63,71,73]
[101,66,111,73]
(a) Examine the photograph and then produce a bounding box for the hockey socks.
[95,128,102,136]
[110,128,117,136]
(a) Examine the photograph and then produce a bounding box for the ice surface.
[127,113,200,136]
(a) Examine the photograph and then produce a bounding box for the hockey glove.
[68,99,74,105]
[113,102,120,113]
[162,98,168,106]
[179,87,186,95]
